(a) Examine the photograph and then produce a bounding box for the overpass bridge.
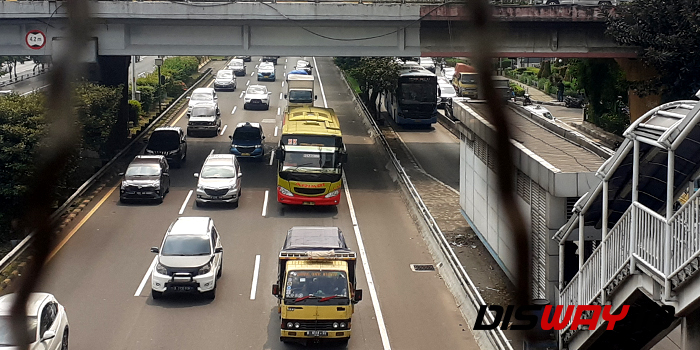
[0,1,637,58]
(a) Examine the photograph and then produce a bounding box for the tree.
[348,57,401,117]
[607,0,700,101]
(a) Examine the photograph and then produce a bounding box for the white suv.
[194,154,242,207]
[0,293,70,350]
[150,217,223,299]
[187,87,220,117]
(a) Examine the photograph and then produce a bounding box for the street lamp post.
[155,57,163,115]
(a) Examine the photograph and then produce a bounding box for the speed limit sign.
[26,30,46,50]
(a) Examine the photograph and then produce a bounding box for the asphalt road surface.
[38,57,480,350]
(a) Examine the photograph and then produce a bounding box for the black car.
[187,105,221,137]
[119,155,170,203]
[235,55,252,62]
[262,56,279,65]
[145,127,187,168]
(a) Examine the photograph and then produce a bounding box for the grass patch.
[346,75,362,95]
[210,56,229,61]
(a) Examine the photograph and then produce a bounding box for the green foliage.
[166,80,187,97]
[128,100,142,124]
[445,57,470,67]
[544,81,552,95]
[161,56,199,84]
[334,57,362,71]
[348,57,401,103]
[539,61,552,79]
[606,0,700,100]
[137,85,155,113]
[510,83,525,97]
[495,59,512,70]
[74,82,121,156]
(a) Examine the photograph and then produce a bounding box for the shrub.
[544,81,552,94]
[128,100,142,124]
[510,83,525,97]
[166,80,186,97]
[162,56,199,84]
[137,85,155,112]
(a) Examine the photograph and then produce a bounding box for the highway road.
[38,57,480,349]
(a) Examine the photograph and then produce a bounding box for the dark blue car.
[229,122,265,159]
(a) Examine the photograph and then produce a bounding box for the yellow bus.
[274,107,347,206]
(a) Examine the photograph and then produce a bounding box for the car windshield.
[233,129,261,142]
[126,164,160,176]
[191,93,213,101]
[161,235,211,256]
[147,131,180,151]
[288,90,313,103]
[230,62,243,68]
[400,83,437,103]
[216,71,233,79]
[282,152,337,170]
[439,84,456,95]
[191,107,215,117]
[200,165,236,179]
[247,87,266,95]
[0,316,38,345]
[285,270,348,300]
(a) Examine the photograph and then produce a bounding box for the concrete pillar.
[615,58,661,122]
[681,307,700,349]
[87,55,131,156]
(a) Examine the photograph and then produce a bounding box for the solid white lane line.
[239,91,244,99]
[246,80,250,86]
[262,190,269,217]
[220,124,228,136]
[343,173,392,350]
[179,190,193,215]
[277,107,281,116]
[269,150,275,166]
[231,106,237,115]
[314,56,391,349]
[279,92,283,100]
[274,126,278,137]
[312,57,328,108]
[250,255,261,300]
[135,256,157,297]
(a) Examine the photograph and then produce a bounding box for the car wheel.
[186,129,191,137]
[152,289,163,300]
[195,200,202,208]
[156,195,164,204]
[61,326,69,350]
[265,104,270,111]
[243,104,248,110]
[204,286,216,300]
[119,196,126,204]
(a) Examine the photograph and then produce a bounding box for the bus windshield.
[282,152,338,171]
[400,83,437,103]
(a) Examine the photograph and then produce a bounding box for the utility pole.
[131,55,136,100]
[155,57,163,115]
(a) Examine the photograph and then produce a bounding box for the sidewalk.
[507,77,565,107]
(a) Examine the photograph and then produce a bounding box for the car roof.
[192,87,214,94]
[247,85,267,91]
[296,60,310,66]
[154,126,182,132]
[167,217,213,237]
[438,77,451,85]
[217,69,234,74]
[131,155,164,164]
[235,122,262,129]
[204,154,236,166]
[0,293,52,316]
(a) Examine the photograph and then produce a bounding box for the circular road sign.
[26,30,46,50]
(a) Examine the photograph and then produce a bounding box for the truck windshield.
[288,90,313,103]
[400,83,437,103]
[282,152,338,171]
[460,74,477,84]
[285,270,348,302]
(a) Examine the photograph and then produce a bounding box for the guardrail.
[0,67,213,275]
[339,71,513,350]
[0,68,49,88]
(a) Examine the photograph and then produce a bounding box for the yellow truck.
[272,226,363,344]
[274,107,347,206]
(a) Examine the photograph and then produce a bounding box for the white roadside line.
[269,150,275,166]
[274,126,278,137]
[314,56,392,350]
[220,124,228,136]
[179,190,193,215]
[134,256,158,297]
[250,255,261,300]
[231,106,237,115]
[277,107,281,116]
[262,190,269,217]
[20,84,50,96]
[239,91,244,99]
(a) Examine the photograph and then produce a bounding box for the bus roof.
[282,107,342,137]
[399,68,436,78]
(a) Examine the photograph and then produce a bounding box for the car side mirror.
[194,173,199,178]
[186,96,191,99]
[238,172,243,178]
[354,289,363,303]
[283,94,287,99]
[268,92,272,95]
[215,247,223,253]
[163,172,169,177]
[272,284,280,297]
[151,247,159,253]
[340,152,348,164]
[314,95,318,101]
[262,135,266,139]
[41,330,56,342]
[118,172,125,177]
[275,148,284,160]
[228,135,233,140]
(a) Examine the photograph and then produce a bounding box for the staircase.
[553,99,700,349]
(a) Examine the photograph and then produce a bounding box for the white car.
[187,87,220,117]
[419,57,436,73]
[151,217,223,300]
[194,154,242,207]
[437,77,457,108]
[0,293,69,350]
[442,67,456,80]
[523,104,556,123]
[243,85,271,110]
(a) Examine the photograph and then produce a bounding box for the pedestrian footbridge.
[554,97,700,349]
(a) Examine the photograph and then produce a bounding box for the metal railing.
[0,67,213,275]
[339,70,513,350]
[0,68,50,88]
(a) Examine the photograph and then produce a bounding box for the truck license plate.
[307,331,328,337]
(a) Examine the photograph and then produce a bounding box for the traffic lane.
[317,56,479,349]
[397,122,460,190]
[129,56,158,78]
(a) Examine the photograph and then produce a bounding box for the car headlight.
[278,186,294,197]
[294,322,300,329]
[198,262,212,275]
[286,322,294,329]
[325,190,339,198]
[244,98,251,102]
[121,182,127,189]
[333,322,339,329]
[340,322,347,329]
[254,144,262,148]
[197,184,205,191]
[155,263,167,275]
[152,181,160,189]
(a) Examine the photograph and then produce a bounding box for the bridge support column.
[87,55,131,156]
[615,58,661,122]
[681,308,700,349]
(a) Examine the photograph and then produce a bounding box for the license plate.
[241,153,250,156]
[302,202,315,206]
[137,191,146,195]
[307,331,328,337]
[211,196,222,200]
[252,100,260,103]
[170,286,193,292]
